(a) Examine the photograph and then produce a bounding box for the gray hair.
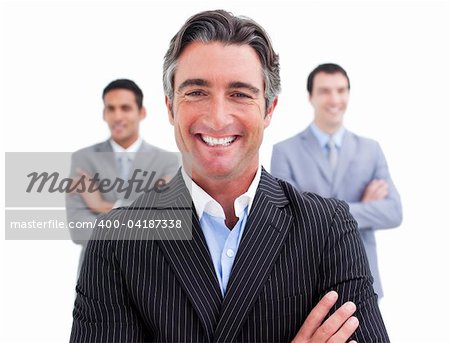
[163,10,280,110]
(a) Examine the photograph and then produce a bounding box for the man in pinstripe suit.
[71,10,389,342]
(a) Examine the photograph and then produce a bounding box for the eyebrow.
[177,79,210,91]
[177,79,261,95]
[228,81,260,95]
[316,86,348,91]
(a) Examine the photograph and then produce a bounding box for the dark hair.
[163,9,280,110]
[102,79,144,109]
[307,63,350,95]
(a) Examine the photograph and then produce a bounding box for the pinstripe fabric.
[70,168,389,342]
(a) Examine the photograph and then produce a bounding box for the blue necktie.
[327,138,338,171]
[118,154,132,184]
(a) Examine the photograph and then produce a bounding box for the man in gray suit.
[271,63,402,298]
[66,79,179,272]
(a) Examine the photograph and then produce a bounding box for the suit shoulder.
[274,178,353,236]
[72,141,109,156]
[90,176,189,240]
[273,131,305,149]
[347,131,381,149]
[141,142,179,159]
[276,177,344,210]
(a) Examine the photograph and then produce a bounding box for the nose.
[329,91,341,105]
[110,109,125,122]
[206,95,234,130]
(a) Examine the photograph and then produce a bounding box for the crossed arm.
[292,291,359,343]
[348,145,402,230]
[292,199,389,342]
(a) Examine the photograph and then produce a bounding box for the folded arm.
[348,144,402,230]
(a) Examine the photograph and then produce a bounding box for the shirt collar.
[309,122,346,149]
[181,166,262,220]
[110,137,143,154]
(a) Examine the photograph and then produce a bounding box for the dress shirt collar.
[109,136,143,154]
[181,166,262,220]
[309,122,346,149]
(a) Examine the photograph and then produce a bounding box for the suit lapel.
[97,140,114,153]
[213,169,293,342]
[332,131,356,195]
[132,140,151,173]
[155,172,223,342]
[301,129,333,183]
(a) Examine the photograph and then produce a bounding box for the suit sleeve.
[70,236,150,342]
[320,200,390,342]
[271,144,302,190]
[348,143,403,230]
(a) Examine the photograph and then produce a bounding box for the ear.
[102,108,106,122]
[139,106,147,121]
[165,96,174,125]
[264,97,278,128]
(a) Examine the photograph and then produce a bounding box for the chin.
[196,164,234,179]
[115,134,130,142]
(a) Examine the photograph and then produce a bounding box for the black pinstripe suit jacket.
[70,168,389,342]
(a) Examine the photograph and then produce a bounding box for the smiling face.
[103,89,146,148]
[309,72,349,134]
[166,41,277,188]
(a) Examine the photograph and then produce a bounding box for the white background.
[1,1,449,341]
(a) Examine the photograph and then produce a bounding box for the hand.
[291,291,359,343]
[69,168,114,213]
[361,179,388,203]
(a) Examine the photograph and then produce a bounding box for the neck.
[190,166,258,229]
[313,120,342,135]
[112,135,139,149]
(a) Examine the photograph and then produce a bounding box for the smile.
[112,123,126,130]
[200,135,237,147]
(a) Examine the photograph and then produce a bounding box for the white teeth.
[201,135,236,146]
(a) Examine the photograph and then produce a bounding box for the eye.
[186,90,205,97]
[231,92,251,98]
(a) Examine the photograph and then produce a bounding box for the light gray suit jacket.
[65,140,180,272]
[271,127,402,297]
